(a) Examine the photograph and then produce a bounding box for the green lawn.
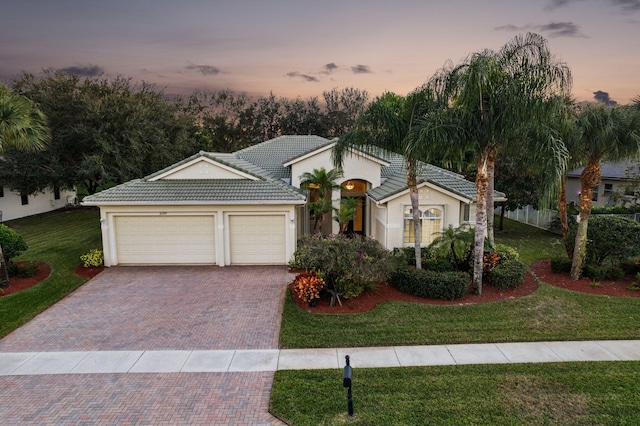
[0,208,101,338]
[271,362,640,425]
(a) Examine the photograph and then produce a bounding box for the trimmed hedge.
[485,260,527,291]
[583,264,625,281]
[389,266,470,301]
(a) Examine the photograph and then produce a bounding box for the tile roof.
[235,135,334,179]
[368,162,505,203]
[82,179,306,204]
[567,161,640,180]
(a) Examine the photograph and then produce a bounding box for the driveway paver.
[0,265,291,352]
[0,265,291,425]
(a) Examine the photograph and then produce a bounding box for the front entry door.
[346,196,366,235]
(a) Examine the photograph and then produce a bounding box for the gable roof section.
[146,151,273,181]
[235,135,334,179]
[368,163,506,204]
[82,179,306,205]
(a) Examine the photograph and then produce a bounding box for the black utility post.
[343,355,354,417]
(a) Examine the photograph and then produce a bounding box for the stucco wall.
[0,188,76,222]
[159,159,250,180]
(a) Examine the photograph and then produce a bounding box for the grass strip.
[270,361,640,425]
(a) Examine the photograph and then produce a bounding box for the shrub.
[80,249,103,268]
[290,234,393,299]
[495,244,519,263]
[7,260,40,278]
[392,246,435,267]
[291,271,325,303]
[485,260,527,291]
[550,257,572,274]
[422,257,455,272]
[0,224,28,261]
[583,264,625,281]
[620,259,640,275]
[566,216,640,267]
[389,266,470,301]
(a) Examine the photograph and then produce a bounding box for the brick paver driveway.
[0,266,291,424]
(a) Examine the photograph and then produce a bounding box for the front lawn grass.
[0,208,101,338]
[271,361,640,425]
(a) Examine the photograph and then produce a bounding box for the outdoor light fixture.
[344,180,355,191]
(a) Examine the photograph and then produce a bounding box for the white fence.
[504,206,557,229]
[505,206,640,229]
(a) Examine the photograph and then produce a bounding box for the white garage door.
[115,215,216,264]
[229,215,286,264]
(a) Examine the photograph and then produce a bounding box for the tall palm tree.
[0,86,49,287]
[569,103,640,280]
[416,33,571,294]
[299,167,343,233]
[333,89,436,268]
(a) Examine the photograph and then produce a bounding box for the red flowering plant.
[292,271,326,303]
[482,252,500,272]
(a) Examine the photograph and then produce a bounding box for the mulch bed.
[1,261,51,297]
[1,262,104,297]
[288,259,640,314]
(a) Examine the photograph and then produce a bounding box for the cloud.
[593,90,618,105]
[186,63,221,76]
[59,64,104,77]
[495,21,585,37]
[323,63,338,74]
[546,0,640,11]
[286,71,320,82]
[351,64,372,74]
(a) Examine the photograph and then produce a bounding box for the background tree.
[417,32,571,294]
[568,103,640,280]
[334,89,436,269]
[11,71,199,194]
[0,85,49,287]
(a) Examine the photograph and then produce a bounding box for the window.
[592,185,599,202]
[54,186,61,200]
[403,206,443,245]
[462,203,470,222]
[21,193,28,205]
[0,186,4,197]
[603,183,613,196]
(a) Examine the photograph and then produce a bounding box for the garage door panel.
[229,215,286,264]
[116,216,215,264]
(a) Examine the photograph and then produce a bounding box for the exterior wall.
[290,149,383,235]
[381,185,464,250]
[161,160,249,180]
[566,176,625,207]
[0,187,76,222]
[97,203,298,267]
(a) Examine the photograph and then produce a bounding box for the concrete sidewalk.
[3,340,640,376]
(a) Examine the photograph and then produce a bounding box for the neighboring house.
[83,135,505,267]
[0,186,76,222]
[566,161,640,207]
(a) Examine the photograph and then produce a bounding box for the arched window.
[403,207,443,245]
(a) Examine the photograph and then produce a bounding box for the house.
[0,186,77,222]
[83,135,504,267]
[566,161,640,207]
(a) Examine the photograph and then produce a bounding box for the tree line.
[0,70,369,196]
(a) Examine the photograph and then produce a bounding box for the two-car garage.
[102,209,293,267]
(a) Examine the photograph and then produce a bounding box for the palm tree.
[428,223,474,270]
[334,197,359,234]
[569,103,640,280]
[299,167,343,233]
[416,33,571,294]
[0,86,49,287]
[333,89,436,269]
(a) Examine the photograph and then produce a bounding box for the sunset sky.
[2,0,639,104]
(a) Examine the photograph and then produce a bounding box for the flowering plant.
[292,271,325,303]
[80,249,104,268]
[482,252,500,272]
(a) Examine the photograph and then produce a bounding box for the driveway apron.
[0,266,291,425]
